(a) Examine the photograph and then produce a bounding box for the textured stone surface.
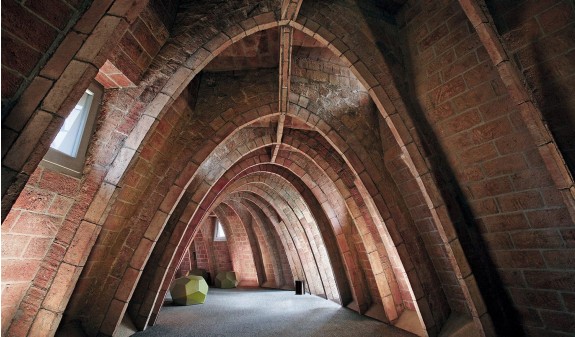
[2,1,574,337]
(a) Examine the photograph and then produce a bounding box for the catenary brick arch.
[213,202,260,286]
[62,18,486,330]
[3,1,575,337]
[121,119,436,334]
[4,11,474,337]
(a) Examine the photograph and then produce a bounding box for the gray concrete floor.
[132,287,418,337]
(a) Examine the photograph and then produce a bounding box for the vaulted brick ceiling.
[2,1,574,337]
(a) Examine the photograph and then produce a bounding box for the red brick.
[467,176,512,199]
[28,308,61,337]
[64,221,99,266]
[524,270,575,292]
[48,195,74,216]
[1,0,58,52]
[511,229,565,249]
[561,228,575,248]
[73,0,114,34]
[543,250,575,269]
[452,82,497,111]
[497,190,544,212]
[44,243,67,269]
[458,142,498,165]
[454,29,483,57]
[511,169,555,191]
[26,0,74,30]
[1,283,29,310]
[131,19,161,57]
[2,128,19,158]
[12,187,55,212]
[462,59,493,87]
[442,52,479,81]
[4,77,54,132]
[11,212,62,237]
[40,31,87,80]
[1,234,30,257]
[42,60,98,115]
[482,232,513,250]
[95,72,118,89]
[427,102,455,124]
[1,260,41,282]
[437,108,482,136]
[38,170,80,198]
[43,262,80,312]
[470,117,512,143]
[430,75,467,106]
[563,293,575,312]
[115,267,140,302]
[1,67,24,98]
[539,310,575,334]
[130,238,155,270]
[494,250,546,269]
[515,306,543,328]
[2,110,54,171]
[478,95,514,121]
[527,208,572,228]
[119,31,145,64]
[539,1,575,35]
[109,73,135,87]
[24,237,53,259]
[495,132,535,155]
[510,288,563,310]
[480,213,531,233]
[482,153,529,177]
[1,33,43,76]
[419,23,449,51]
[502,17,542,52]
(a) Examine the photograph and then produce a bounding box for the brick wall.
[107,4,170,84]
[398,0,575,335]
[1,167,79,332]
[191,218,233,282]
[1,2,175,334]
[2,1,574,337]
[488,0,575,174]
[1,0,87,109]
[175,249,191,278]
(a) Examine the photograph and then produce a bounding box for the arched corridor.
[2,1,574,337]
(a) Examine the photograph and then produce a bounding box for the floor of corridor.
[131,287,417,337]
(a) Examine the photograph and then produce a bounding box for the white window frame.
[41,81,102,177]
[214,218,226,241]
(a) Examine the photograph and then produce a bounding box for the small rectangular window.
[214,219,226,241]
[50,90,93,157]
[41,82,102,177]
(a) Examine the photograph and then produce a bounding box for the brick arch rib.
[223,199,273,287]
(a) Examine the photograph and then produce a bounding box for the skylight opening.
[50,89,94,158]
[214,219,226,241]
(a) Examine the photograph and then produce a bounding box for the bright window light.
[214,220,226,241]
[50,89,94,158]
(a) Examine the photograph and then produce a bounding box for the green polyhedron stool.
[215,271,239,289]
[170,275,208,305]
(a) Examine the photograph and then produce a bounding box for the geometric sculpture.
[215,271,239,289]
[170,275,209,305]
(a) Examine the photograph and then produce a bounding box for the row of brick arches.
[2,0,574,337]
